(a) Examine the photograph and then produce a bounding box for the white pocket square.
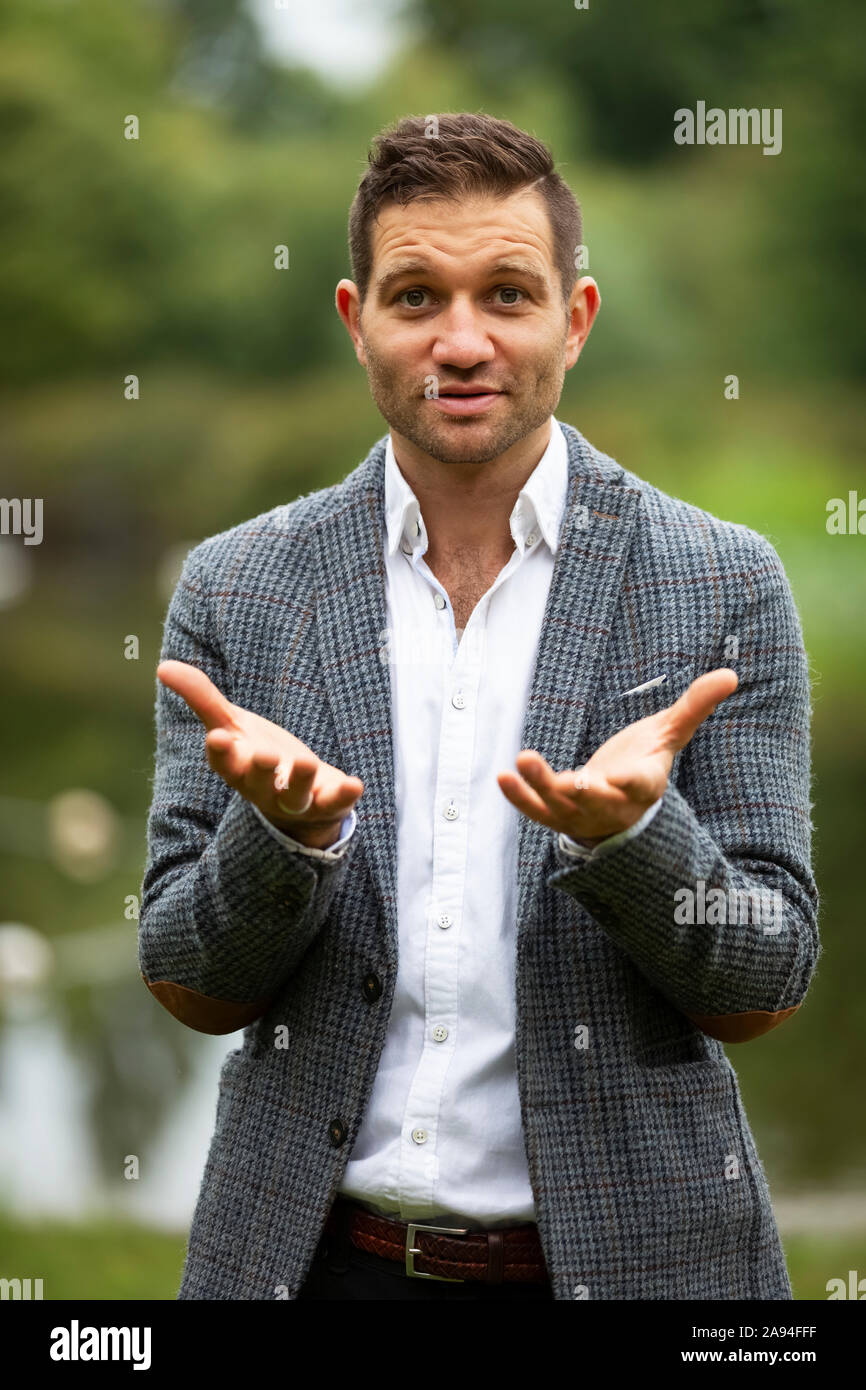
[619,673,668,698]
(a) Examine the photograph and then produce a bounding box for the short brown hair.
[348,112,583,306]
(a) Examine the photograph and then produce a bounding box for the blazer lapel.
[311,435,400,966]
[513,423,642,932]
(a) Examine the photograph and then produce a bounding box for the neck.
[390,416,553,555]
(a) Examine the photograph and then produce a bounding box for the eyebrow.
[373,257,551,299]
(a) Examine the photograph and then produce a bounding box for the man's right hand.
[157,660,364,850]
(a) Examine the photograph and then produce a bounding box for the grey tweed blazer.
[139,420,819,1300]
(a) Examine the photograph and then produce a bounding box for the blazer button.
[362,972,382,1002]
[328,1118,347,1147]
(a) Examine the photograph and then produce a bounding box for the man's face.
[336,188,599,464]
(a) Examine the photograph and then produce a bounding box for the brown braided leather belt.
[324,1195,549,1284]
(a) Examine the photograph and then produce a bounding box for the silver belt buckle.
[405,1221,469,1281]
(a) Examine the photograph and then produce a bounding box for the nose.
[430,295,495,370]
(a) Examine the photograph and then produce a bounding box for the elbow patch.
[141,973,272,1035]
[684,1003,801,1043]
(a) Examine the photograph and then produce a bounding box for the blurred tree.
[0,0,347,382]
[166,0,345,134]
[412,0,792,165]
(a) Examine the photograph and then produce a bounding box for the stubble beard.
[360,334,568,466]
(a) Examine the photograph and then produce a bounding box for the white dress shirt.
[252,416,660,1228]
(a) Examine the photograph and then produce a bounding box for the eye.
[397,288,431,308]
[495,286,526,305]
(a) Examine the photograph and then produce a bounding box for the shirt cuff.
[251,803,357,862]
[557,797,664,861]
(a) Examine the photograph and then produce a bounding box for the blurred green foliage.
[0,1215,187,1301]
[0,0,864,1248]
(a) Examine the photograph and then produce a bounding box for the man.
[139,113,819,1301]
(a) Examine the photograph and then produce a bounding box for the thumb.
[662,668,739,752]
[157,660,237,732]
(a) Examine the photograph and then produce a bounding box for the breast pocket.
[582,661,697,760]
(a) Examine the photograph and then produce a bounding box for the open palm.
[157,660,364,841]
[497,669,738,846]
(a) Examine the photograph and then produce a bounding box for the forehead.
[370,187,556,279]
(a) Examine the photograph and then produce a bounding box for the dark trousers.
[297,1205,555,1302]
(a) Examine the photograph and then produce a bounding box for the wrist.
[562,797,666,854]
[264,814,343,849]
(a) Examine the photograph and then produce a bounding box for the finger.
[276,790,314,816]
[246,749,303,808]
[515,749,559,787]
[204,732,284,791]
[662,668,738,752]
[310,775,364,819]
[158,660,237,732]
[204,728,247,783]
[496,768,558,829]
[569,764,599,796]
[273,754,319,816]
[516,751,603,812]
[504,755,631,835]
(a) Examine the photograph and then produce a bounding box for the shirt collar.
[384,415,568,559]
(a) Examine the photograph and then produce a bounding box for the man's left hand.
[497,668,738,848]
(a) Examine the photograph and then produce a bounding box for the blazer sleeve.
[138,543,357,1035]
[548,534,820,1044]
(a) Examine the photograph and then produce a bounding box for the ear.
[335,280,367,365]
[565,277,601,369]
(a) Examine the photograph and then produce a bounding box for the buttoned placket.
[393,506,538,1214]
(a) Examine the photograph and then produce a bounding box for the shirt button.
[411,1128,428,1145]
[526,529,539,546]
[434,593,446,610]
[451,690,466,709]
[443,800,459,821]
[432,1025,448,1042]
[328,1118,347,1147]
[362,972,382,1002]
[437,913,453,930]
